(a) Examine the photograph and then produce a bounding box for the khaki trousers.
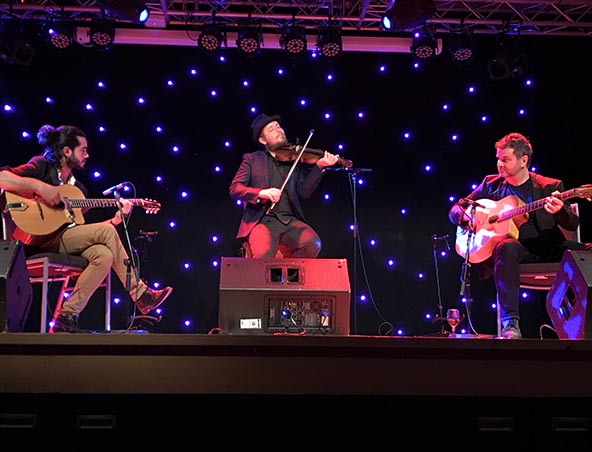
[53,222,147,316]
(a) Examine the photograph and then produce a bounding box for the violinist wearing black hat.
[229,113,339,258]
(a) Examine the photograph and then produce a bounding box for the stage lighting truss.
[280,25,307,58]
[95,0,149,24]
[42,21,75,50]
[89,20,116,50]
[411,29,438,61]
[316,26,342,60]
[198,24,226,53]
[236,22,262,57]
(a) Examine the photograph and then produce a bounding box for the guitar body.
[4,185,86,245]
[455,195,528,264]
[3,185,161,245]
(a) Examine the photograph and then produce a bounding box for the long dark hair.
[37,124,86,166]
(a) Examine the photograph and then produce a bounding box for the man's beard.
[66,155,85,170]
[269,137,289,152]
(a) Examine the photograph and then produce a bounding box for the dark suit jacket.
[229,150,325,239]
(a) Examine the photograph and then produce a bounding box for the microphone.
[459,198,484,209]
[432,234,449,241]
[139,230,158,237]
[102,181,128,196]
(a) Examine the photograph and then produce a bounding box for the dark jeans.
[487,238,592,322]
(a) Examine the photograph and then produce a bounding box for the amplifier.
[218,257,351,335]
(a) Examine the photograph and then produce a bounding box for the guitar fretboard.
[498,188,576,222]
[67,199,147,209]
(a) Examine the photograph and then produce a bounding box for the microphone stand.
[328,167,373,335]
[458,203,479,336]
[430,236,449,336]
[113,190,141,324]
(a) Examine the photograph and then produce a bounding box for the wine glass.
[446,308,461,336]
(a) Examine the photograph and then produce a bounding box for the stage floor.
[2,333,592,442]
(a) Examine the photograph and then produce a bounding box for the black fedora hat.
[251,113,281,143]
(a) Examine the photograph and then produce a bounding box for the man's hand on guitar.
[543,190,563,215]
[35,183,62,206]
[118,198,134,215]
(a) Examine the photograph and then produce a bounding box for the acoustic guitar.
[455,184,592,264]
[3,184,161,245]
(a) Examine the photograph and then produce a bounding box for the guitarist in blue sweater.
[448,132,591,339]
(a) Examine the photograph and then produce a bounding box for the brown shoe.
[136,286,173,315]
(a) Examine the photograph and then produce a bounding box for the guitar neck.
[498,188,577,222]
[68,198,144,209]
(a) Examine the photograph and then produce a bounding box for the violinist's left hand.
[316,151,339,169]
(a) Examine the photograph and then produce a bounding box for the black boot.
[52,314,82,333]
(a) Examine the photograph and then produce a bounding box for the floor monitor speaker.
[0,240,33,332]
[218,257,351,335]
[546,250,592,339]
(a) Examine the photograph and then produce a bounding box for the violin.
[274,144,353,168]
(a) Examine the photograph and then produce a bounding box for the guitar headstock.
[139,199,161,214]
[575,184,592,201]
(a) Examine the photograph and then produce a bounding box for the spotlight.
[487,34,527,81]
[0,24,35,66]
[95,0,149,24]
[198,24,225,54]
[317,26,342,60]
[89,21,116,50]
[448,31,475,65]
[236,22,261,57]
[280,25,307,58]
[42,22,75,50]
[381,0,436,32]
[411,29,438,61]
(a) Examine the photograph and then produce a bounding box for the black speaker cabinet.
[0,240,33,332]
[546,250,592,339]
[218,257,351,335]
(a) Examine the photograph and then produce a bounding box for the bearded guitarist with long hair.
[1,124,172,332]
[448,132,592,339]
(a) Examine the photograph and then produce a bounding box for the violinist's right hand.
[258,188,282,203]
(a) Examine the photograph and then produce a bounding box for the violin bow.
[266,129,315,214]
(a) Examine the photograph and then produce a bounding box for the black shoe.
[501,319,522,339]
[136,286,173,315]
[52,314,81,333]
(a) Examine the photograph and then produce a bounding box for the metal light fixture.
[0,22,35,66]
[42,21,75,50]
[448,30,475,65]
[280,24,307,58]
[198,24,225,53]
[487,34,527,81]
[89,20,116,50]
[317,26,342,60]
[411,29,438,61]
[381,0,436,32]
[95,0,149,24]
[236,22,262,57]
